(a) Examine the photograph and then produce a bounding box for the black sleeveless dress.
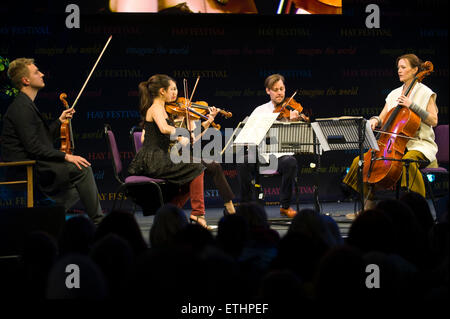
[128,120,204,185]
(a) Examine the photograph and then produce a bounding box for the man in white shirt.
[237,74,304,218]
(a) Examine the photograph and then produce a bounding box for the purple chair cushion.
[107,130,122,174]
[125,175,166,184]
[420,167,448,174]
[133,132,143,153]
[260,169,279,175]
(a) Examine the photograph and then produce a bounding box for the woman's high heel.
[190,215,214,230]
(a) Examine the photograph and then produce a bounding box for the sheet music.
[233,112,279,146]
[311,122,329,151]
[312,117,379,151]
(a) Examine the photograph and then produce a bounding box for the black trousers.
[37,162,103,222]
[237,155,297,208]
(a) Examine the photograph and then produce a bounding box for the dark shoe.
[223,208,230,217]
[280,207,297,218]
[341,183,359,200]
[223,208,236,216]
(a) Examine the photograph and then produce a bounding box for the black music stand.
[255,122,321,224]
[262,122,322,213]
[312,117,379,213]
[232,112,280,207]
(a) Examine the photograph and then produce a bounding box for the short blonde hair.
[7,58,35,89]
[264,74,285,90]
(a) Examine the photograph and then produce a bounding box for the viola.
[59,93,75,154]
[165,99,221,130]
[362,61,434,189]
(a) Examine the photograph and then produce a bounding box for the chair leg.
[26,164,34,208]
[156,185,164,208]
[294,176,300,213]
[112,185,126,212]
[424,176,438,219]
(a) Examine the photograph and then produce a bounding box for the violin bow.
[372,129,419,140]
[183,76,201,138]
[182,78,194,144]
[71,35,112,110]
[276,0,286,14]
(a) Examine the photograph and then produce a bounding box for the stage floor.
[133,199,438,245]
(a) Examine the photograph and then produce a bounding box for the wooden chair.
[0,160,36,208]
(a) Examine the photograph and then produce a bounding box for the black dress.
[128,120,204,185]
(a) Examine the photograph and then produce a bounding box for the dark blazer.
[1,91,69,194]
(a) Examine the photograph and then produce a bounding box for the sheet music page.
[365,120,379,151]
[234,112,279,146]
[311,122,330,152]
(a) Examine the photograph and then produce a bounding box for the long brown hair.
[138,74,174,120]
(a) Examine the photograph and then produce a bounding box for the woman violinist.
[128,74,210,227]
[168,97,237,215]
[343,54,439,205]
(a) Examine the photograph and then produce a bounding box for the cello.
[362,61,434,189]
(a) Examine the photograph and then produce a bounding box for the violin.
[59,93,75,154]
[172,97,232,118]
[165,99,221,130]
[274,92,310,122]
[362,61,434,189]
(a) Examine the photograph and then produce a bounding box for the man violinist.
[1,58,104,224]
[237,74,307,218]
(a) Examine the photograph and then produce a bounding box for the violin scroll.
[59,93,69,108]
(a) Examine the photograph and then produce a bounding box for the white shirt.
[251,100,295,162]
[385,82,438,162]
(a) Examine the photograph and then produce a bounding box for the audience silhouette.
[0,196,447,304]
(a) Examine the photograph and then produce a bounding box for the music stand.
[232,112,280,207]
[311,116,379,213]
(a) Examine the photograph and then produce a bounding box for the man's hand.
[64,153,91,170]
[290,110,301,121]
[59,107,75,123]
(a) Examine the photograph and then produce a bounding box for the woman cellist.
[343,54,439,208]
